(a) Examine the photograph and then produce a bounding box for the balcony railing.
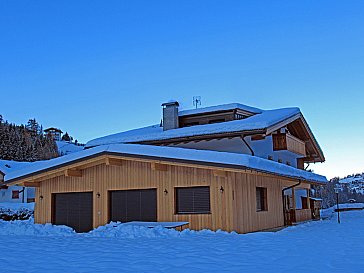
[273,133,306,156]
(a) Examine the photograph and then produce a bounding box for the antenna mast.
[193,96,201,109]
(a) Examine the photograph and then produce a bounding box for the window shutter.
[176,187,210,214]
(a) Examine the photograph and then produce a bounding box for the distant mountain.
[339,173,364,195]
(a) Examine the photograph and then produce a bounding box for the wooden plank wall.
[232,173,294,233]
[295,209,312,222]
[35,161,235,231]
[34,158,302,233]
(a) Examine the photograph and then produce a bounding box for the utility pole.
[334,187,341,224]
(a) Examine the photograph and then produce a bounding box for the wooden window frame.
[12,190,20,199]
[256,187,268,212]
[175,186,211,215]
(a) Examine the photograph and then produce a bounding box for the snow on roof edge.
[179,103,263,117]
[5,144,327,184]
[85,107,301,148]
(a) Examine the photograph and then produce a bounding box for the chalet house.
[44,127,63,141]
[0,160,35,203]
[3,102,327,233]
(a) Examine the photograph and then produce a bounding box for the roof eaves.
[5,149,326,186]
[130,129,266,144]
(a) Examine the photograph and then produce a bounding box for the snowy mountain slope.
[339,173,364,194]
[56,141,84,156]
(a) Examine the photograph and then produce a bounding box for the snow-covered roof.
[0,160,32,176]
[86,107,300,147]
[5,144,327,184]
[179,103,262,117]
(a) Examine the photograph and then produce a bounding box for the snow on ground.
[321,203,364,219]
[0,209,364,272]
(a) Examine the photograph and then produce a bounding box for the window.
[12,190,20,199]
[295,189,307,209]
[256,187,267,212]
[175,186,210,214]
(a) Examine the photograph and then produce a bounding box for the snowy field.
[0,210,363,272]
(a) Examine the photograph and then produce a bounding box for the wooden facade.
[19,154,316,233]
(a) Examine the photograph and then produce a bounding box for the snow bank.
[321,203,364,219]
[87,222,237,238]
[0,219,237,238]
[0,219,75,236]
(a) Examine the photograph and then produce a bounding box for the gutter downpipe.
[19,186,26,203]
[282,179,302,225]
[240,135,254,156]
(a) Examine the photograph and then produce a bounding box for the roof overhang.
[5,150,327,186]
[132,112,325,163]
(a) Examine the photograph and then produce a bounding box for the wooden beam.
[151,162,168,171]
[213,170,228,178]
[251,135,266,141]
[105,157,123,166]
[64,169,82,177]
[23,182,41,187]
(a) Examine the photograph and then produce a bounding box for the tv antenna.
[193,96,201,109]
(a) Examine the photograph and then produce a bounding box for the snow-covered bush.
[0,207,33,221]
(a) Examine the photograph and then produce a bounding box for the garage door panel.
[127,190,142,221]
[110,189,157,223]
[141,190,157,221]
[110,191,127,222]
[53,192,93,233]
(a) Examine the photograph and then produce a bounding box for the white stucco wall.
[169,136,303,168]
[0,186,32,203]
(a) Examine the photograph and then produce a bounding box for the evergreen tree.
[62,132,71,142]
[0,115,59,162]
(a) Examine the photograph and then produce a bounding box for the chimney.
[161,101,179,131]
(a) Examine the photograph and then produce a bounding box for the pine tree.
[0,115,59,162]
[62,132,71,142]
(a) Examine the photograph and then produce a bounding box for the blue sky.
[1,1,363,178]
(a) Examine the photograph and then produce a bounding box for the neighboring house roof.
[0,160,32,176]
[179,103,262,116]
[44,127,63,133]
[5,144,327,184]
[86,107,301,147]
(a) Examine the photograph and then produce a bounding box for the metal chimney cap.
[161,100,179,107]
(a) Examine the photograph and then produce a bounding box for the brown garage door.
[53,192,93,233]
[110,189,157,223]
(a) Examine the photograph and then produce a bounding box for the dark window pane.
[256,187,267,212]
[176,186,210,214]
